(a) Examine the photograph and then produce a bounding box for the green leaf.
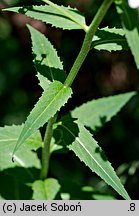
[32,178,61,200]
[92,194,115,200]
[0,195,4,200]
[92,27,129,51]
[0,125,42,171]
[58,116,130,199]
[27,25,66,86]
[36,73,50,91]
[13,81,72,154]
[115,0,139,69]
[4,2,87,31]
[72,92,135,131]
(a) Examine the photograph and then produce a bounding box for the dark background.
[0,0,139,199]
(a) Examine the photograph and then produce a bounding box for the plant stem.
[40,115,56,180]
[64,0,113,87]
[40,0,113,180]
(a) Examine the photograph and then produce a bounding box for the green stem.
[39,0,113,180]
[64,0,113,87]
[40,115,56,180]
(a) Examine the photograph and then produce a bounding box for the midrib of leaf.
[61,124,125,197]
[42,0,88,31]
[14,84,69,153]
[0,139,17,142]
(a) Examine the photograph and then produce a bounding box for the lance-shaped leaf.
[92,27,129,51]
[115,0,139,69]
[57,116,130,199]
[72,92,135,131]
[4,1,87,31]
[0,125,42,171]
[13,81,72,154]
[27,25,66,88]
[32,178,61,200]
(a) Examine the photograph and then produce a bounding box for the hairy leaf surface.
[92,27,129,51]
[32,178,60,200]
[72,92,135,131]
[0,125,42,170]
[4,3,87,30]
[57,116,130,199]
[115,0,139,69]
[13,81,72,154]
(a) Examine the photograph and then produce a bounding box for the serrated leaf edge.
[13,82,72,154]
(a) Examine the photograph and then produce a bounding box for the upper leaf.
[0,125,42,171]
[32,178,61,200]
[92,27,129,51]
[115,0,139,69]
[72,92,135,131]
[57,115,130,199]
[27,25,66,87]
[13,81,72,154]
[4,3,87,31]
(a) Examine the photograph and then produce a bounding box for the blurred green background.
[0,0,139,199]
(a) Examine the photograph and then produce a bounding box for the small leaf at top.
[71,92,136,131]
[13,81,72,154]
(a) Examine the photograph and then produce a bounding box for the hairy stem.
[40,115,56,180]
[64,0,113,87]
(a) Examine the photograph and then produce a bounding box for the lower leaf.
[32,178,61,200]
[58,116,130,200]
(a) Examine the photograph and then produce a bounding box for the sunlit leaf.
[4,2,87,30]
[32,178,60,200]
[13,81,72,154]
[56,115,130,199]
[0,125,42,171]
[72,92,135,131]
[27,25,66,88]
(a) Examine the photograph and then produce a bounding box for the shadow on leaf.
[33,53,66,83]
